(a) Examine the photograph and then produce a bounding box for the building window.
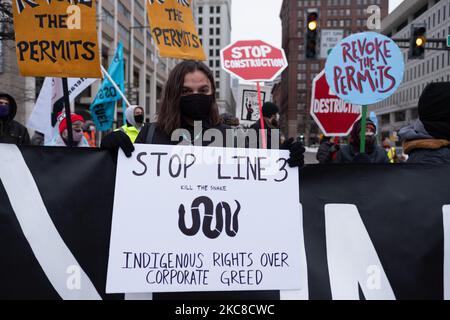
[118,23,130,41]
[209,49,214,56]
[210,17,214,24]
[216,17,220,24]
[394,111,406,122]
[118,1,130,19]
[198,7,203,14]
[216,6,221,13]
[210,6,214,14]
[216,27,220,35]
[216,38,220,46]
[198,28,202,35]
[215,71,220,78]
[209,28,214,35]
[216,81,220,89]
[381,113,390,124]
[199,17,203,24]
[209,39,214,46]
[216,49,220,56]
[215,60,220,67]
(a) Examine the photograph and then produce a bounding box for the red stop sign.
[220,40,288,81]
[311,70,361,136]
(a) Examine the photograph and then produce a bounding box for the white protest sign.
[236,84,271,125]
[320,29,344,59]
[106,144,304,293]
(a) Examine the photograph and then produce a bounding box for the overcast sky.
[231,0,406,47]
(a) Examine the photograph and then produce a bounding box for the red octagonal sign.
[311,70,362,136]
[220,40,288,82]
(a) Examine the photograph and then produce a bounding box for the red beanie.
[59,113,84,134]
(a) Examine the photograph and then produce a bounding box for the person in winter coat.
[116,105,145,143]
[0,93,30,145]
[249,101,281,149]
[335,119,389,164]
[398,82,450,164]
[101,60,305,168]
[316,135,340,164]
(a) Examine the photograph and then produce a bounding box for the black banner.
[0,145,449,300]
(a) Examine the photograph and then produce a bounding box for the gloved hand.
[281,138,306,168]
[101,131,135,158]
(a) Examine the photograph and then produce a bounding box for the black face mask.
[180,94,214,121]
[134,114,144,124]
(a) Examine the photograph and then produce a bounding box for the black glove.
[282,138,305,168]
[101,131,135,158]
[280,137,294,150]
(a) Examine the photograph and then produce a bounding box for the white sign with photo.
[237,84,272,125]
[106,144,305,293]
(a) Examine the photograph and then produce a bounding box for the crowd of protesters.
[1,61,449,166]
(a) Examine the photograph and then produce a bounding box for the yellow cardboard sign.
[146,0,206,61]
[12,0,102,78]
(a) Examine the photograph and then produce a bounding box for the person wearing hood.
[116,105,145,143]
[335,119,389,164]
[0,93,30,145]
[398,82,450,164]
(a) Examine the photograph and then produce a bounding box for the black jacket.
[135,121,230,147]
[335,143,389,164]
[249,119,279,149]
[0,93,30,145]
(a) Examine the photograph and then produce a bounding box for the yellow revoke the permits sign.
[146,0,206,61]
[12,0,102,78]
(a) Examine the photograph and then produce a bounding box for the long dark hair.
[157,60,220,135]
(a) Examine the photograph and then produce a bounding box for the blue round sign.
[325,32,404,105]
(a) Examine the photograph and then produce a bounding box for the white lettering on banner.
[224,58,286,69]
[444,205,450,300]
[0,144,101,300]
[313,99,361,114]
[280,204,309,300]
[325,204,396,300]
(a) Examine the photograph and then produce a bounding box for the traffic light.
[305,11,319,59]
[409,24,426,59]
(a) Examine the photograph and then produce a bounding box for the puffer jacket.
[399,120,450,164]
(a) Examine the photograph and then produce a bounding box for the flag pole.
[100,65,132,108]
[256,82,267,149]
[359,105,368,153]
[62,78,73,146]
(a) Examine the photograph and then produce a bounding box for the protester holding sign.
[399,82,450,164]
[101,60,306,168]
[335,119,388,164]
[0,93,30,145]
